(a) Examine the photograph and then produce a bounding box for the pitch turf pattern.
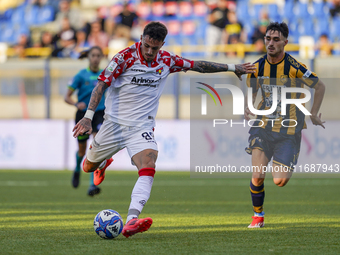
[0,171,339,254]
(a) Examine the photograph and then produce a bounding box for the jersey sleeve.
[98,50,130,86]
[296,62,319,88]
[68,72,82,91]
[169,53,194,73]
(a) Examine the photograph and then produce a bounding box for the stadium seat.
[298,20,314,37]
[136,2,151,20]
[193,1,208,18]
[251,4,263,21]
[1,23,16,44]
[10,6,25,24]
[36,4,54,25]
[268,4,281,22]
[164,19,181,46]
[312,1,328,19]
[2,8,13,22]
[236,1,249,24]
[314,19,330,40]
[288,20,300,43]
[151,1,165,18]
[178,1,193,19]
[165,2,178,17]
[294,1,310,21]
[243,20,255,44]
[282,0,295,22]
[330,17,340,42]
[24,4,39,25]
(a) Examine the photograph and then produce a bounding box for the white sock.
[127,176,154,220]
[98,159,107,169]
[126,213,138,224]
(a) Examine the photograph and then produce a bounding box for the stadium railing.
[4,44,301,58]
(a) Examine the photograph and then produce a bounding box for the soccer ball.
[93,209,123,239]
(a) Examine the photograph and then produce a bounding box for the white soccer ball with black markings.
[94,209,123,239]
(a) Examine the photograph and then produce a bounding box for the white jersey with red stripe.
[98,41,194,127]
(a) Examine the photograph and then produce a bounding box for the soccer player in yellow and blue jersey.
[65,46,106,196]
[244,22,326,228]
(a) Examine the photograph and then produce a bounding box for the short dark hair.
[143,21,168,42]
[78,46,103,59]
[266,22,289,39]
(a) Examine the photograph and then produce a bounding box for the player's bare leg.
[122,149,158,238]
[271,163,293,187]
[249,149,268,228]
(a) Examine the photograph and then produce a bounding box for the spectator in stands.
[223,10,246,44]
[110,3,139,40]
[40,31,54,48]
[330,0,340,18]
[51,17,77,57]
[13,34,31,58]
[71,29,91,59]
[251,10,270,44]
[206,0,229,56]
[87,20,110,50]
[45,0,83,34]
[316,34,333,57]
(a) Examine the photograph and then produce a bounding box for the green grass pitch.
[0,170,339,254]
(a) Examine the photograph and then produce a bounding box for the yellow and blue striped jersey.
[247,53,319,135]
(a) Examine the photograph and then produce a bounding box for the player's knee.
[273,178,289,187]
[82,158,96,173]
[252,178,264,187]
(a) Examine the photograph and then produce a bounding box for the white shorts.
[86,120,158,164]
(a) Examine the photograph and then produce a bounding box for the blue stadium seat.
[37,5,55,24]
[236,0,249,24]
[298,20,314,37]
[330,17,340,42]
[268,4,281,22]
[314,19,330,40]
[294,1,310,20]
[24,5,39,25]
[1,23,16,44]
[283,0,295,22]
[288,20,300,43]
[251,4,263,21]
[2,8,13,22]
[312,1,328,19]
[243,20,255,44]
[11,7,25,24]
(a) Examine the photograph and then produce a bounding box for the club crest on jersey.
[156,67,163,75]
[280,75,288,84]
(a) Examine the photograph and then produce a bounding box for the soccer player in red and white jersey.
[73,21,256,238]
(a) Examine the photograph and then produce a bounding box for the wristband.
[227,64,236,72]
[74,103,78,107]
[84,110,94,120]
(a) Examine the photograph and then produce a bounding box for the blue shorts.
[245,128,301,171]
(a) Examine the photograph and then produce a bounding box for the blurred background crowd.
[0,0,338,58]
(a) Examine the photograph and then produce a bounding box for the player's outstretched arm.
[310,80,326,129]
[73,81,108,138]
[191,61,256,81]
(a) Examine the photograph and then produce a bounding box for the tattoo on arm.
[147,152,158,162]
[88,81,108,111]
[191,61,229,73]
